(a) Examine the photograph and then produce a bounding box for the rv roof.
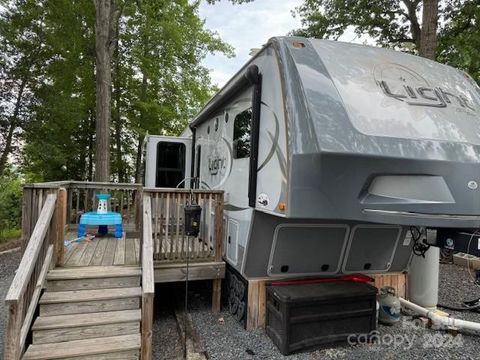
[190,36,480,146]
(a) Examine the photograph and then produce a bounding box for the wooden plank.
[19,245,54,351]
[78,240,100,266]
[61,349,140,359]
[101,238,118,266]
[3,299,24,359]
[134,238,140,264]
[154,262,225,283]
[5,193,57,303]
[165,193,171,260]
[142,196,155,295]
[40,297,140,316]
[154,193,159,259]
[47,276,141,292]
[22,334,141,360]
[90,238,108,266]
[62,242,79,266]
[114,236,126,265]
[141,195,154,360]
[55,188,67,266]
[33,322,140,345]
[21,187,33,252]
[55,263,141,282]
[141,294,153,360]
[214,194,224,263]
[246,280,267,331]
[33,309,141,330]
[372,273,407,298]
[125,238,137,265]
[39,287,142,304]
[175,194,181,259]
[212,279,222,313]
[65,241,89,267]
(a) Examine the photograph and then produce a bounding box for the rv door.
[144,136,192,188]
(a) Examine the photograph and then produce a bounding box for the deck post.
[212,193,224,312]
[54,188,67,266]
[4,300,24,360]
[21,187,33,252]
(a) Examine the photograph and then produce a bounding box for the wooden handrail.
[141,195,154,360]
[144,187,223,194]
[5,193,57,303]
[4,192,57,359]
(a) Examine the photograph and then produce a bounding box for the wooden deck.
[4,183,224,360]
[62,232,140,267]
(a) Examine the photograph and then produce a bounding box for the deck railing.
[6,181,224,359]
[141,195,154,360]
[4,189,67,360]
[144,188,224,263]
[65,181,142,228]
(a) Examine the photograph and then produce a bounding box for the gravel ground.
[153,284,183,360]
[186,264,480,360]
[0,248,22,355]
[1,248,479,359]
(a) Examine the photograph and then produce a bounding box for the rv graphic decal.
[374,63,475,111]
[208,156,226,175]
[378,81,475,110]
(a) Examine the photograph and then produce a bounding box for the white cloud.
[199,0,303,87]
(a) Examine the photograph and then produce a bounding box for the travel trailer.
[144,36,480,320]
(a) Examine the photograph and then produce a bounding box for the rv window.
[155,142,186,188]
[233,108,252,159]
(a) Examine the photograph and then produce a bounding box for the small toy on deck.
[78,193,124,239]
[64,234,95,247]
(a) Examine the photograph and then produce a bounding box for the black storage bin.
[266,281,377,355]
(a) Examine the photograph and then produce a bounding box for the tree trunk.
[420,0,438,60]
[0,79,26,177]
[94,0,116,182]
[134,134,144,184]
[113,27,124,183]
[88,110,95,182]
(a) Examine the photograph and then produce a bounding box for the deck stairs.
[22,266,143,360]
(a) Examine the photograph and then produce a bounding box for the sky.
[198,0,303,87]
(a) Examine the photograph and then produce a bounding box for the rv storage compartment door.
[227,219,239,264]
[268,225,349,276]
[144,136,192,188]
[342,225,401,273]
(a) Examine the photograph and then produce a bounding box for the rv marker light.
[292,41,305,48]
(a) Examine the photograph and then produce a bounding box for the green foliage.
[438,1,480,84]
[292,0,421,49]
[1,0,234,182]
[0,170,22,237]
[293,0,480,84]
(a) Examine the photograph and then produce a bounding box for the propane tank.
[378,286,401,325]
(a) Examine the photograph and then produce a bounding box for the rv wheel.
[228,292,238,314]
[235,301,246,322]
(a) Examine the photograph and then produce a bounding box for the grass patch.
[0,228,21,244]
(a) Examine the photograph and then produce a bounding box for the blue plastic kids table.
[78,194,123,238]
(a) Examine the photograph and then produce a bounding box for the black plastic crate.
[266,281,377,355]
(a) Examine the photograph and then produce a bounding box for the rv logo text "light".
[378,81,475,111]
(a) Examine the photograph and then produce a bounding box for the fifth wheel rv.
[144,36,480,322]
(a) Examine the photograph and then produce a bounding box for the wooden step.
[47,266,141,291]
[22,334,140,360]
[47,266,141,280]
[39,287,141,316]
[32,309,141,344]
[47,276,141,292]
